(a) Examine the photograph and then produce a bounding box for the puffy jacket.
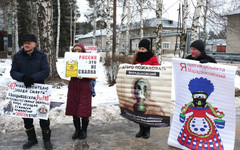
[66,78,92,117]
[10,48,50,83]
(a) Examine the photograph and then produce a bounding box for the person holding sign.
[10,34,52,149]
[186,39,216,63]
[131,39,159,139]
[65,43,96,140]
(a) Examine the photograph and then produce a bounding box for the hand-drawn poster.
[116,64,173,127]
[64,52,100,78]
[1,81,52,120]
[168,58,237,150]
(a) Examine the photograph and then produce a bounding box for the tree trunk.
[203,0,209,46]
[139,0,144,39]
[116,0,126,53]
[125,0,131,55]
[105,0,111,58]
[56,0,61,59]
[12,0,19,57]
[155,0,163,64]
[191,0,203,41]
[37,0,58,78]
[180,0,189,58]
[93,0,97,46]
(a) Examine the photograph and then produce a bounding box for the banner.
[85,46,97,53]
[1,81,52,120]
[116,64,172,127]
[64,52,100,78]
[168,58,237,150]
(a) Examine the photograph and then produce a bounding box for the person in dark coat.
[186,39,217,63]
[132,39,159,139]
[10,34,52,149]
[65,43,96,140]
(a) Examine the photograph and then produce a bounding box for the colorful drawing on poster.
[177,77,225,150]
[37,105,48,118]
[3,101,14,115]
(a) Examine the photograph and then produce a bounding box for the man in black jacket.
[10,34,52,150]
[186,40,217,63]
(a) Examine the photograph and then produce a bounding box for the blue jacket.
[10,48,50,83]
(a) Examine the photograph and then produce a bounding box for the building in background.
[225,9,240,53]
[76,18,191,54]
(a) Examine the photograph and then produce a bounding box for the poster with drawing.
[64,52,100,78]
[1,81,52,120]
[168,58,237,150]
[116,64,173,127]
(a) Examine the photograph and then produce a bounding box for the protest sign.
[64,52,100,78]
[116,63,173,127]
[85,46,97,53]
[168,58,237,150]
[1,81,52,120]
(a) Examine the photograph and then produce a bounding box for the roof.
[225,9,240,16]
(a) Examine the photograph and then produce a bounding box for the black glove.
[22,75,34,88]
[200,59,208,64]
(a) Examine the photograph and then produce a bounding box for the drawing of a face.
[192,91,208,107]
[133,79,149,113]
[134,79,149,102]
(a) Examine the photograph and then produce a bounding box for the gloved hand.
[200,59,208,63]
[22,75,34,88]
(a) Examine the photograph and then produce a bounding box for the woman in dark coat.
[65,43,95,140]
[132,39,159,139]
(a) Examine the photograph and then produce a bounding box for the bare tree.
[155,0,163,64]
[125,0,131,55]
[203,0,209,45]
[92,0,97,46]
[37,0,58,78]
[56,0,60,59]
[116,0,127,53]
[12,0,19,56]
[191,0,203,41]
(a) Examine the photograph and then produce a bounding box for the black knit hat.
[190,40,205,52]
[22,34,37,43]
[139,39,150,51]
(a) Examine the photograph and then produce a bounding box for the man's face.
[190,47,201,58]
[23,41,37,52]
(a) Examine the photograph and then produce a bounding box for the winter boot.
[143,126,150,139]
[72,117,81,139]
[79,117,89,139]
[135,125,145,137]
[23,127,38,149]
[42,130,52,150]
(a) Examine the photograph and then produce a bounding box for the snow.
[0,58,121,133]
[0,57,239,134]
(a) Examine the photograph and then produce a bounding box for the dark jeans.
[23,118,50,130]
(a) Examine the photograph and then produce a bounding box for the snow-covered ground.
[0,57,239,134]
[0,58,122,133]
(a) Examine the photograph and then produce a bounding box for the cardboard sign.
[168,58,237,150]
[64,52,100,78]
[1,81,52,120]
[116,64,173,127]
[85,46,97,53]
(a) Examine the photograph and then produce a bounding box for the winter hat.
[190,40,205,53]
[139,39,150,51]
[73,43,86,52]
[22,34,37,43]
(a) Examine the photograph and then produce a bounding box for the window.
[162,42,170,49]
[122,44,125,48]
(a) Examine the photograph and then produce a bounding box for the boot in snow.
[143,126,150,139]
[79,117,89,139]
[23,127,38,149]
[72,116,81,139]
[135,125,145,137]
[42,130,52,150]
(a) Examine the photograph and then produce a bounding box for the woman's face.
[138,47,148,53]
[73,46,83,53]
